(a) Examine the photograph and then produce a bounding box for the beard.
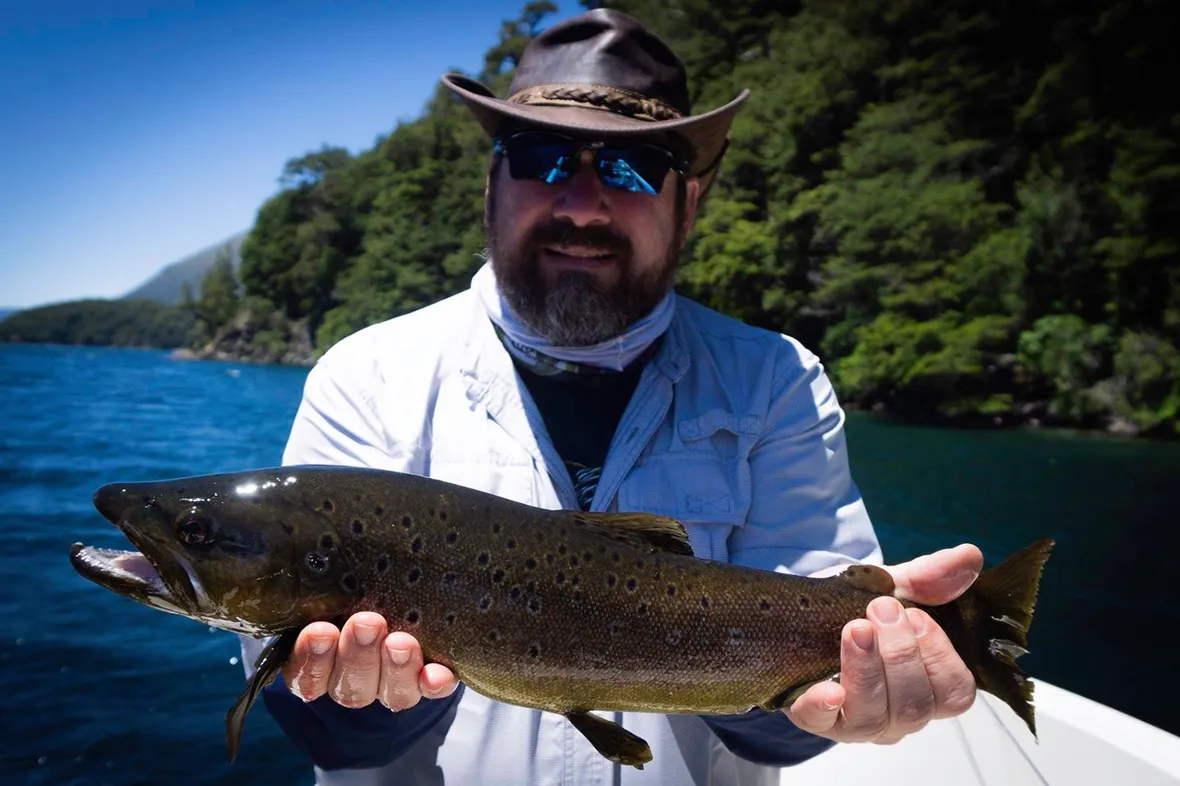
[484,181,686,348]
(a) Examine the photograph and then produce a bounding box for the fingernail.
[906,608,927,636]
[388,648,410,666]
[873,597,900,625]
[310,636,333,655]
[354,624,379,646]
[850,622,874,651]
[822,699,842,712]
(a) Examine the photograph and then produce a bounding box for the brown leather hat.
[441,9,749,193]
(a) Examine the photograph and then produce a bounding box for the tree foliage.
[186,0,1178,436]
[0,300,193,348]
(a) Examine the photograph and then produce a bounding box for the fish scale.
[70,464,1054,769]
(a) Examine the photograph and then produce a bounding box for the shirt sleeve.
[703,337,882,766]
[240,352,461,770]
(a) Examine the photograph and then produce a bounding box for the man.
[240,9,982,785]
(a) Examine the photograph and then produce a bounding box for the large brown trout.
[69,465,1054,768]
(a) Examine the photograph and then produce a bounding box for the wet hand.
[281,612,459,711]
[785,544,984,744]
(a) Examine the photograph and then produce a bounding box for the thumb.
[889,543,983,604]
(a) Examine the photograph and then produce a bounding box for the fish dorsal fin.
[566,511,694,557]
[838,563,896,595]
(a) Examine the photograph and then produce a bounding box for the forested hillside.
[188,0,1179,437]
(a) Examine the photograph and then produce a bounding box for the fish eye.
[176,515,216,546]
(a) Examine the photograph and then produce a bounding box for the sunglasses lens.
[503,134,577,183]
[596,147,672,195]
[499,133,679,194]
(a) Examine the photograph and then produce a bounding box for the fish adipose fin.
[928,538,1055,739]
[565,711,653,769]
[225,629,299,762]
[567,511,693,556]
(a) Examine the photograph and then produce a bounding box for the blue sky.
[0,0,583,309]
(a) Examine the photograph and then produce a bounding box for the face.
[483,132,701,346]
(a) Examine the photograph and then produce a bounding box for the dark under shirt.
[510,340,657,510]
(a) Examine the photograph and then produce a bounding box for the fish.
[69,464,1054,768]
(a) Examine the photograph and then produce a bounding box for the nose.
[93,483,130,522]
[552,150,611,227]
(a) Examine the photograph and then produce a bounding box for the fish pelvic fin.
[565,711,653,769]
[928,538,1055,740]
[225,629,299,762]
[567,511,694,556]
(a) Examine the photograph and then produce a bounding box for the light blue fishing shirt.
[239,275,883,786]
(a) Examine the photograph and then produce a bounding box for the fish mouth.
[69,543,179,605]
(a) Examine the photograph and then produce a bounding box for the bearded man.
[240,9,983,785]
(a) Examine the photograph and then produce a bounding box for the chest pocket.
[616,410,758,561]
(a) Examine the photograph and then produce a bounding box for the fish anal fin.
[838,563,896,596]
[761,672,841,712]
[566,711,653,769]
[225,630,299,762]
[568,511,693,556]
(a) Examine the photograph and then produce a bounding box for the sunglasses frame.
[492,130,691,195]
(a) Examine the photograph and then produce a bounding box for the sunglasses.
[492,131,689,195]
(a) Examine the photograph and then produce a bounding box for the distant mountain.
[122,230,249,304]
[0,309,16,322]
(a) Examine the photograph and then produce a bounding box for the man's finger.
[906,608,976,719]
[379,631,426,711]
[328,612,387,709]
[419,662,459,699]
[890,544,983,605]
[832,618,889,741]
[870,597,934,738]
[283,622,340,702]
[783,679,845,734]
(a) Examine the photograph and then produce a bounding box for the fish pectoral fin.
[565,711,653,769]
[225,629,299,762]
[837,563,896,596]
[761,672,842,712]
[567,512,693,556]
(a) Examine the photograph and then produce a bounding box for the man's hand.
[784,543,984,744]
[281,612,459,711]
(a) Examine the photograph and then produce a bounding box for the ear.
[681,176,702,236]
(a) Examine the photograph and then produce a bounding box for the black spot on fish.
[492,568,506,583]
[598,545,607,554]
[611,552,621,563]
[374,505,384,516]
[478,552,489,566]
[608,621,622,637]
[402,515,412,528]
[439,511,447,522]
[558,544,567,555]
[320,534,335,549]
[569,556,578,567]
[406,567,421,586]
[351,520,365,536]
[506,539,517,550]
[341,574,359,593]
[323,500,334,513]
[570,575,579,586]
[524,558,537,570]
[528,643,541,659]
[545,554,555,565]
[635,559,645,569]
[446,531,458,544]
[572,589,583,601]
[478,594,493,612]
[637,602,649,615]
[509,586,522,601]
[798,596,810,609]
[305,553,329,574]
[410,536,423,554]
[281,522,294,536]
[626,578,638,592]
[667,630,681,646]
[559,527,567,537]
[583,551,593,562]
[526,580,538,593]
[555,571,565,585]
[527,598,541,615]
[442,572,456,583]
[492,522,501,534]
[760,598,772,612]
[667,585,677,597]
[607,573,617,587]
[486,630,499,643]
[429,508,435,518]
[375,556,389,574]
[700,596,710,610]
[444,612,456,626]
[405,609,420,625]
[728,628,745,646]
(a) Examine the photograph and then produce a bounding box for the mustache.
[527,220,631,256]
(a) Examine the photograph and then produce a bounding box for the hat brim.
[441,73,749,182]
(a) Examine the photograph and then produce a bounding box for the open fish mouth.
[69,541,199,615]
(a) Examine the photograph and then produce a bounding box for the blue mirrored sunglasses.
[492,131,689,195]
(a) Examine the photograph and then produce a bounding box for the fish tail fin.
[928,538,1055,739]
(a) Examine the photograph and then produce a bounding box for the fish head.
[70,470,361,636]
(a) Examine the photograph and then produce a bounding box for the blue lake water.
[1,343,1177,784]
